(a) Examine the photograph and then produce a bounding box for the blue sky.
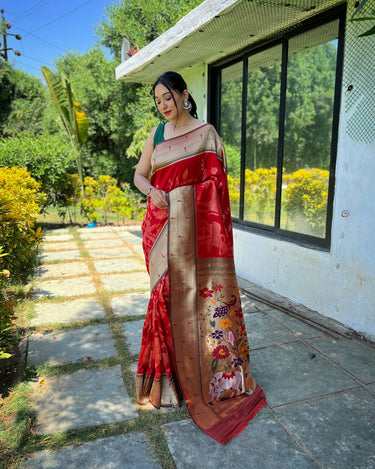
[1,0,115,78]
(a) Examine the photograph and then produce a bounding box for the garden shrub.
[283,168,329,236]
[0,133,76,209]
[0,246,15,360]
[80,176,102,223]
[80,175,146,224]
[0,167,45,283]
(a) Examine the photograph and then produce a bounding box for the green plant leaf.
[359,24,375,36]
[41,66,72,139]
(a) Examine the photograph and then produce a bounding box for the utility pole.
[0,9,22,60]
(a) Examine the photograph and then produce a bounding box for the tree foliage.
[53,47,137,182]
[0,62,51,137]
[0,134,76,207]
[221,42,337,173]
[97,0,203,57]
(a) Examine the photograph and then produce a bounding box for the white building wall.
[234,11,375,341]
[182,64,208,122]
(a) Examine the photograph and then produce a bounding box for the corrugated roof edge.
[115,0,240,81]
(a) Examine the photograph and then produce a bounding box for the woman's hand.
[150,188,168,210]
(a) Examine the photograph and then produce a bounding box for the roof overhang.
[115,0,344,84]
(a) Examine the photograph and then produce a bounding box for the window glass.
[213,13,342,248]
[244,45,282,225]
[280,20,339,237]
[220,62,243,218]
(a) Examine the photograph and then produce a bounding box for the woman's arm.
[134,129,168,210]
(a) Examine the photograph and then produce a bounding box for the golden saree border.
[168,184,266,445]
[149,221,168,292]
[151,124,225,175]
[168,184,200,405]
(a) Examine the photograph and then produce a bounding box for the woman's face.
[154,83,185,121]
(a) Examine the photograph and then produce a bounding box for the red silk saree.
[137,124,266,444]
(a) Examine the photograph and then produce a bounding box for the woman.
[134,71,266,444]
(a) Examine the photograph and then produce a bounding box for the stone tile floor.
[23,226,375,469]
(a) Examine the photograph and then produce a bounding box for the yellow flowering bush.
[0,167,45,282]
[283,168,329,236]
[80,176,102,222]
[228,168,277,223]
[227,167,329,234]
[80,176,146,224]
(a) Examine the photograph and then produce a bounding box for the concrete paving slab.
[23,433,162,469]
[132,245,144,255]
[32,276,96,299]
[39,250,82,262]
[78,231,119,240]
[117,232,144,245]
[241,295,277,312]
[250,343,358,407]
[43,233,74,241]
[240,294,264,313]
[40,241,80,251]
[239,277,354,338]
[164,411,317,469]
[78,226,115,231]
[27,324,116,365]
[275,388,375,469]
[31,366,138,433]
[308,336,375,384]
[111,293,150,317]
[244,312,299,349]
[36,262,89,279]
[112,225,142,233]
[265,309,324,339]
[82,238,125,248]
[101,272,149,292]
[30,298,105,326]
[87,247,134,259]
[93,258,146,274]
[122,320,144,355]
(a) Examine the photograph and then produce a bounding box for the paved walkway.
[22,226,375,468]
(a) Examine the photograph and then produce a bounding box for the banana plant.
[41,66,88,183]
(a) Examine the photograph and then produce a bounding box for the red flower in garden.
[199,287,214,298]
[212,345,230,360]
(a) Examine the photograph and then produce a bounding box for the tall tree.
[94,0,204,171]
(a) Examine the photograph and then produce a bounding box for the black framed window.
[209,6,345,249]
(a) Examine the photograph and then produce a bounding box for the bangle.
[146,185,153,197]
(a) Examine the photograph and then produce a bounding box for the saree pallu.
[137,124,266,444]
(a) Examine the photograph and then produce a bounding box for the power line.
[11,60,43,73]
[20,52,53,66]
[25,0,94,36]
[16,25,66,52]
[11,0,52,25]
